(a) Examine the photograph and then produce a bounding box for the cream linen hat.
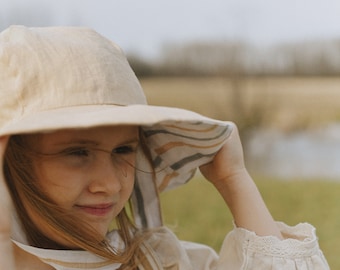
[0,25,232,230]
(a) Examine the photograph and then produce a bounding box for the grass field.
[140,76,340,268]
[161,175,340,269]
[141,76,340,131]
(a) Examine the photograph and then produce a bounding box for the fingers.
[200,121,245,184]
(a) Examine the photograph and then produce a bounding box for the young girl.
[0,25,329,269]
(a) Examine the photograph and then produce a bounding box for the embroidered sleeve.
[217,222,330,269]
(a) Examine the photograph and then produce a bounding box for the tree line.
[2,3,340,78]
[128,40,340,77]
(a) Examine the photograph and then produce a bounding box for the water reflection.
[246,123,340,180]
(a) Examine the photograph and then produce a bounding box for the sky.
[1,0,340,59]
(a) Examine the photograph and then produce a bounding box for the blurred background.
[2,0,340,267]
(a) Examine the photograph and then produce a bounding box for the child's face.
[24,125,139,247]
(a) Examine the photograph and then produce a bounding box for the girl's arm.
[199,123,283,239]
[0,136,16,269]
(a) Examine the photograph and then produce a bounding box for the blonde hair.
[4,130,155,269]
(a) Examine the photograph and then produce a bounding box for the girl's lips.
[75,203,114,217]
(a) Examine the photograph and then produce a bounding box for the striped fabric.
[132,120,233,229]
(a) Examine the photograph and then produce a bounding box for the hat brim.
[1,104,232,192]
[0,104,226,135]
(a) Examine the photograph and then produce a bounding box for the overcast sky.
[1,0,340,58]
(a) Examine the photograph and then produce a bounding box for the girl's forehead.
[25,125,139,148]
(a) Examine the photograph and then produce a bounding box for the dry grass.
[141,76,340,131]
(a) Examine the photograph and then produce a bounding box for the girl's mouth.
[75,203,114,216]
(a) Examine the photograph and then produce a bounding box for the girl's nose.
[87,157,126,195]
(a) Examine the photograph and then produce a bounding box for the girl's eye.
[64,148,90,157]
[112,145,135,155]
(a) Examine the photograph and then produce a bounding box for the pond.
[245,123,340,180]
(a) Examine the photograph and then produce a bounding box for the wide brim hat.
[0,26,232,235]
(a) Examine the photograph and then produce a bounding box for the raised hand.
[199,123,283,239]
[199,122,246,188]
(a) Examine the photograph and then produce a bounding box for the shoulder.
[141,227,219,269]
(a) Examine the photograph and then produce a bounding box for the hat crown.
[0,26,146,130]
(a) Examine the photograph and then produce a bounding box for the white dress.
[13,222,329,270]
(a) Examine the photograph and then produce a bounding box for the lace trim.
[236,222,321,258]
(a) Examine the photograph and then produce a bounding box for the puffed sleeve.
[216,222,330,269]
[146,223,329,269]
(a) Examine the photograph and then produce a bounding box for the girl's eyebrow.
[54,137,140,147]
[116,138,140,146]
[54,139,100,146]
